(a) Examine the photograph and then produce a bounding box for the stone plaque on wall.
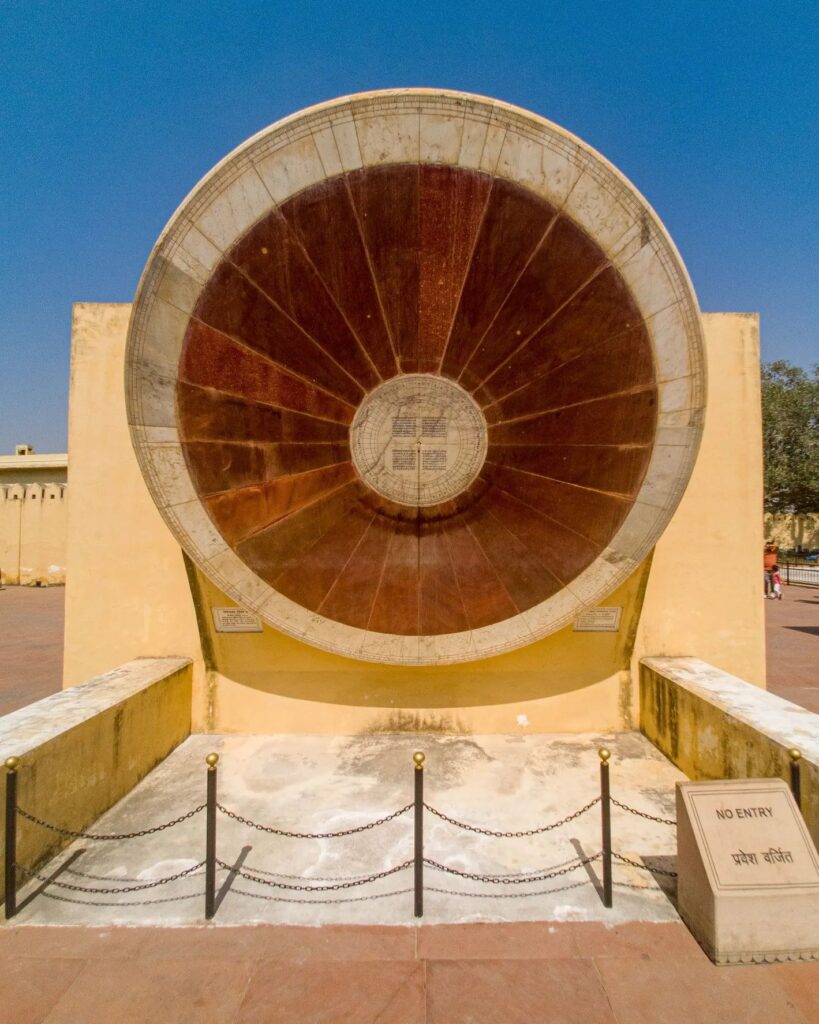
[573,607,622,632]
[212,607,264,633]
[677,779,819,963]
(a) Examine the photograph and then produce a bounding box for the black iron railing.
[2,746,806,921]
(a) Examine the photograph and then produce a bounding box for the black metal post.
[413,751,425,918]
[4,756,19,920]
[789,748,802,811]
[599,748,612,909]
[205,753,219,920]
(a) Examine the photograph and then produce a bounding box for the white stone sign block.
[573,607,622,632]
[212,607,264,633]
[677,778,819,964]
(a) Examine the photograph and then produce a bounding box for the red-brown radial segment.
[128,90,705,663]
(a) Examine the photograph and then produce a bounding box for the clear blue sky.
[1,1,816,453]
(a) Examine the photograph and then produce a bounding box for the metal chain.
[216,802,412,839]
[424,853,601,885]
[426,879,591,899]
[35,888,204,908]
[22,861,206,894]
[613,852,678,877]
[610,798,676,827]
[16,804,206,840]
[423,797,600,837]
[216,857,413,892]
[229,885,414,906]
[237,862,398,884]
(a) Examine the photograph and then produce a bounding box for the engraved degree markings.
[350,375,488,508]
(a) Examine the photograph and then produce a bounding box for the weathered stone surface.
[640,657,819,844]
[677,779,819,963]
[0,657,192,907]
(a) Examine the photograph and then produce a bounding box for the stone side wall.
[0,657,192,906]
[0,483,67,585]
[764,513,819,551]
[640,657,818,844]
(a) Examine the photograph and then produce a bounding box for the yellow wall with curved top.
[62,304,764,734]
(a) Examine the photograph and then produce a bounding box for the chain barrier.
[215,802,412,839]
[427,879,591,899]
[238,862,400,884]
[6,748,683,920]
[228,885,415,906]
[216,857,413,892]
[16,804,206,840]
[423,796,600,837]
[22,861,206,894]
[424,853,602,885]
[610,798,676,827]
[612,852,678,877]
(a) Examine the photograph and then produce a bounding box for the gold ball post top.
[788,748,802,763]
[4,756,19,771]
[205,753,220,769]
[598,748,611,764]
[413,751,425,769]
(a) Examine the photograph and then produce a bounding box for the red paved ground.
[0,587,64,716]
[0,922,816,1023]
[765,587,819,712]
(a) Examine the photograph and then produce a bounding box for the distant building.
[0,445,67,585]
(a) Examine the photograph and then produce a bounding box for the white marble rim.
[125,88,707,666]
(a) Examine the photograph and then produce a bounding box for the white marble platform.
[7,732,683,927]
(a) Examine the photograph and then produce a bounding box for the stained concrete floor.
[9,732,682,927]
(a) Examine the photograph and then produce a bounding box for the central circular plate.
[350,375,487,507]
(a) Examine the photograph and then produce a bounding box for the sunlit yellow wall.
[0,484,67,585]
[63,304,207,716]
[63,305,763,734]
[631,312,766,711]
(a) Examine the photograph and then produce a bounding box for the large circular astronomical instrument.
[126,89,705,666]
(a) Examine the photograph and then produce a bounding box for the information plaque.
[573,607,622,632]
[677,778,819,963]
[211,607,264,633]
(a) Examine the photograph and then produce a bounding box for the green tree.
[761,361,819,513]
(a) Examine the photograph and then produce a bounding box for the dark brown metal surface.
[177,163,656,636]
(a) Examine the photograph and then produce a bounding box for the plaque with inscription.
[350,375,487,508]
[212,607,264,633]
[573,607,622,632]
[677,779,819,963]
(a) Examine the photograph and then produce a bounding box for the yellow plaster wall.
[188,557,650,733]
[0,483,67,585]
[63,305,764,735]
[764,513,819,551]
[62,304,205,702]
[631,313,766,706]
[0,486,23,584]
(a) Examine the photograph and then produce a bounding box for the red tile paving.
[594,954,815,1024]
[0,586,64,716]
[765,589,819,713]
[0,923,816,1023]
